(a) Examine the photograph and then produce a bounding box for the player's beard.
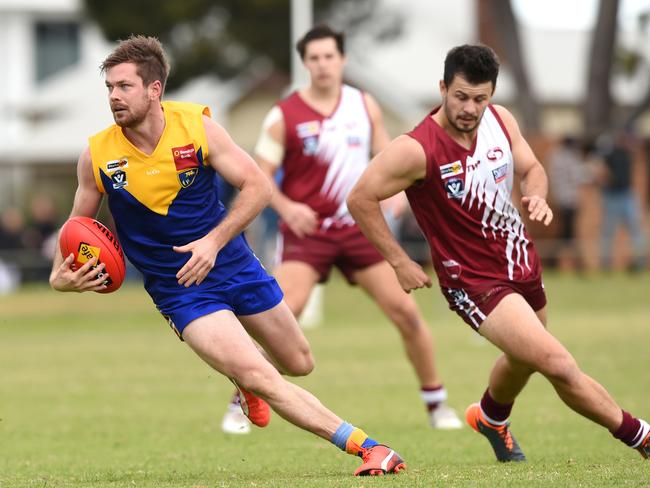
[444,103,483,134]
[112,96,151,128]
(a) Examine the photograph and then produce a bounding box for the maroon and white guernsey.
[406,105,542,290]
[278,84,371,229]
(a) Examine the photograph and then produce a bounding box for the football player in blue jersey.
[48,35,406,476]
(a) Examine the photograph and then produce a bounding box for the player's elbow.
[346,186,364,218]
[256,176,273,206]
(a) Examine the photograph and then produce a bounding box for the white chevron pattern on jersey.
[462,108,531,280]
[316,85,371,227]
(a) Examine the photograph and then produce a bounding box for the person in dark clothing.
[598,132,646,271]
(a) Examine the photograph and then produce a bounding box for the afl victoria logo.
[111,170,128,189]
[445,178,465,199]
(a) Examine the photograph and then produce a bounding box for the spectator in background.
[24,195,59,256]
[0,207,26,251]
[596,131,646,271]
[22,195,61,281]
[0,207,26,292]
[547,136,586,270]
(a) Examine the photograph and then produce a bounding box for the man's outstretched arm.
[347,135,431,292]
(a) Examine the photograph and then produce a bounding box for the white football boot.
[221,402,251,435]
[429,403,463,429]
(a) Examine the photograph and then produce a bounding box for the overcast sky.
[512,0,649,30]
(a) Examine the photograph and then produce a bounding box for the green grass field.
[1,271,649,487]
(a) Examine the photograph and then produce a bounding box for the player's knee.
[232,364,281,396]
[284,349,315,377]
[538,352,580,386]
[286,298,306,319]
[387,299,425,337]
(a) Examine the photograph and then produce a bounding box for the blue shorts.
[156,259,284,340]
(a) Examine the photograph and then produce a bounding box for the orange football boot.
[233,383,270,428]
[354,445,406,476]
[466,403,526,462]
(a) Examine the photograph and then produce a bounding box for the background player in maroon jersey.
[222,24,462,434]
[348,44,649,462]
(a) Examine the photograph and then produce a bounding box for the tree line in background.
[84,0,650,136]
[480,0,649,136]
[83,0,397,89]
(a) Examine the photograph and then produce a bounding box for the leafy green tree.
[83,0,389,90]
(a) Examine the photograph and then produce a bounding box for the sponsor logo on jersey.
[172,143,200,170]
[302,135,319,156]
[466,157,481,171]
[296,120,320,138]
[146,168,160,176]
[440,160,463,179]
[296,121,321,155]
[442,259,462,279]
[445,178,465,199]
[492,164,508,184]
[487,147,504,162]
[106,158,128,172]
[76,242,113,286]
[178,167,198,188]
[111,170,128,189]
[347,135,362,147]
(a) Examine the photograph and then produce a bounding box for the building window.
[35,21,80,82]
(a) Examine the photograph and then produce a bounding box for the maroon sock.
[480,388,513,423]
[612,410,643,447]
[421,385,446,411]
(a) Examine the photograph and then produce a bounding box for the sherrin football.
[59,216,125,293]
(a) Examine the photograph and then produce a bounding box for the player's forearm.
[269,184,308,223]
[268,181,292,217]
[348,193,411,268]
[49,236,64,283]
[211,177,272,247]
[520,162,548,200]
[258,162,293,219]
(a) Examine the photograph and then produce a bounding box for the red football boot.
[234,383,270,428]
[354,445,406,476]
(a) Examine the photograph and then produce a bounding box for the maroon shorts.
[441,277,547,330]
[277,224,384,284]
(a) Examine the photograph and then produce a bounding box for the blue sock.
[331,421,380,456]
[361,437,379,449]
[331,422,355,451]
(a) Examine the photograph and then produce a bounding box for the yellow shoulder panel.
[88,102,211,216]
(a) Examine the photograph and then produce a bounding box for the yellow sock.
[344,428,369,455]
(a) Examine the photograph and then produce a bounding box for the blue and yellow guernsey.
[89,101,256,307]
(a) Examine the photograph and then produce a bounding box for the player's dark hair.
[100,35,170,96]
[443,44,500,92]
[296,24,345,59]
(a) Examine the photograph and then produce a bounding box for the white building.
[0,0,269,207]
[1,0,649,209]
